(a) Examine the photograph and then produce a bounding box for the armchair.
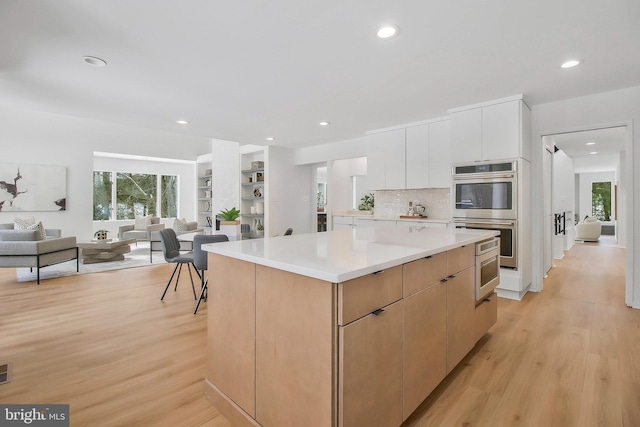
[118,216,165,241]
[575,216,602,241]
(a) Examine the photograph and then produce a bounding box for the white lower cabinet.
[333,215,354,230]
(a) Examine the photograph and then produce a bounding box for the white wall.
[531,85,638,308]
[552,150,575,256]
[0,106,211,240]
[268,146,312,236]
[330,157,368,212]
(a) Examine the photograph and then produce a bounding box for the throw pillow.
[134,215,152,230]
[26,221,47,240]
[173,218,188,232]
[14,216,36,230]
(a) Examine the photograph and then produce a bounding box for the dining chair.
[192,234,229,314]
[159,228,198,302]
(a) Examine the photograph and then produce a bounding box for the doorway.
[541,125,627,289]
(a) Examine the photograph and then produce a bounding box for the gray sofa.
[0,223,78,284]
[149,220,203,262]
[118,216,165,241]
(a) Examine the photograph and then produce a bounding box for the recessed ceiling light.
[82,56,107,67]
[561,59,581,69]
[589,151,598,155]
[376,25,399,39]
[266,137,275,141]
[319,121,330,126]
[585,142,596,146]
[176,120,189,125]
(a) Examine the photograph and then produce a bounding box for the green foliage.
[358,193,375,211]
[218,207,240,221]
[592,182,611,221]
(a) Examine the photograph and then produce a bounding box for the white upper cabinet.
[405,125,429,189]
[366,129,406,190]
[449,96,531,164]
[449,109,482,164]
[428,120,451,188]
[405,120,451,189]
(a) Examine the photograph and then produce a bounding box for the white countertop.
[203,224,497,283]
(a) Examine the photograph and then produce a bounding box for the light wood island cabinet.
[205,229,498,427]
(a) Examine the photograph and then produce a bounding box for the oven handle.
[453,173,516,181]
[454,220,516,227]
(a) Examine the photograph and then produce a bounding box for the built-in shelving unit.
[240,149,267,236]
[197,158,213,229]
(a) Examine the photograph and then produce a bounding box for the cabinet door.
[446,267,476,373]
[428,120,452,188]
[405,124,429,189]
[339,300,403,427]
[481,100,520,161]
[366,129,406,190]
[450,108,482,164]
[208,255,256,417]
[403,282,446,420]
[255,266,335,427]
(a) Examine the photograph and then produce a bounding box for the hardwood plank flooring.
[1,242,638,426]
[404,242,639,427]
[0,264,232,427]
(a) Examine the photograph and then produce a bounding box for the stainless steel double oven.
[453,160,518,270]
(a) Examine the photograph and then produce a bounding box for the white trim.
[365,116,450,135]
[94,151,195,165]
[447,94,526,114]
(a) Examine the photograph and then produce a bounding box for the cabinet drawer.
[474,292,498,343]
[447,245,474,275]
[338,265,402,325]
[402,252,446,297]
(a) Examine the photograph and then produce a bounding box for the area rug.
[15,243,166,283]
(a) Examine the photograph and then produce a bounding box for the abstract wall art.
[0,163,67,211]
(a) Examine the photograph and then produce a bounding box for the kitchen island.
[203,225,498,427]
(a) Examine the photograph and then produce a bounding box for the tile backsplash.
[374,188,451,220]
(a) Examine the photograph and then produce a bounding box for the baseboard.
[204,379,259,427]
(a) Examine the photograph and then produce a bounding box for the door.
[543,147,553,276]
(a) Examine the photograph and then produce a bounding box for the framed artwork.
[0,162,67,211]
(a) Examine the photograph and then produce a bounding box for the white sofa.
[575,217,602,241]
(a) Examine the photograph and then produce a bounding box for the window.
[592,181,612,221]
[93,171,112,221]
[93,171,178,220]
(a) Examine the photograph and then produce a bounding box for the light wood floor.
[1,243,638,427]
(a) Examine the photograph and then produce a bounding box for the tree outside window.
[93,171,112,220]
[592,181,612,221]
[93,171,178,220]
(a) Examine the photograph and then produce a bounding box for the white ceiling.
[1,1,640,148]
[552,126,625,172]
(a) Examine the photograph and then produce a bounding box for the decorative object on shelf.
[255,201,264,214]
[251,161,264,170]
[205,179,211,186]
[205,190,212,198]
[205,201,211,212]
[206,216,213,227]
[218,207,241,237]
[253,187,262,198]
[253,218,264,237]
[93,229,109,240]
[358,193,375,211]
[204,169,212,175]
